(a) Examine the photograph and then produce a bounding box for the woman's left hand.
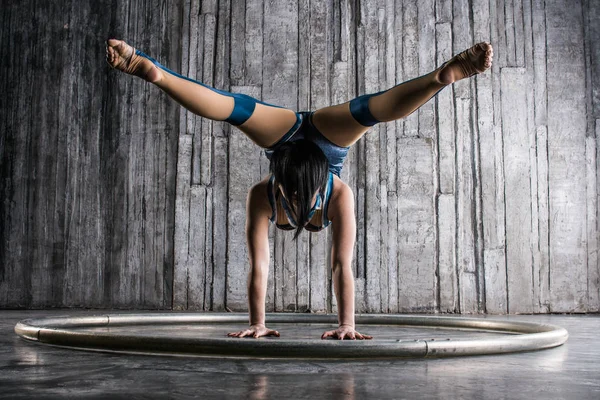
[321,324,373,340]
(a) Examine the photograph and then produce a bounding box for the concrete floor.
[1,311,599,399]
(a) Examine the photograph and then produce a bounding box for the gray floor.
[1,311,599,399]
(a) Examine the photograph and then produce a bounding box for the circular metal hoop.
[15,313,568,359]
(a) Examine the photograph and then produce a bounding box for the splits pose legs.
[106,39,493,151]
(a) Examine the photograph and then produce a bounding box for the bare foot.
[437,42,493,85]
[105,39,161,83]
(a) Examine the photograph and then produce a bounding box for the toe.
[107,38,121,48]
[476,43,493,70]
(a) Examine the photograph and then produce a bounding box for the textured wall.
[1,0,598,313]
[0,1,182,308]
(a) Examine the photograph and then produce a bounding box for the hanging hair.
[269,139,329,240]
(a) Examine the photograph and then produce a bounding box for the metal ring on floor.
[14,313,569,359]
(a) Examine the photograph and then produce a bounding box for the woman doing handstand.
[106,38,493,340]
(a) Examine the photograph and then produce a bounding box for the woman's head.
[269,139,329,240]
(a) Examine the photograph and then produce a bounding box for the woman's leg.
[106,39,299,148]
[312,42,494,148]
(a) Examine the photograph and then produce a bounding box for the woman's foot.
[105,39,162,83]
[437,42,493,85]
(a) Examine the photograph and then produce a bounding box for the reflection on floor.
[1,310,599,399]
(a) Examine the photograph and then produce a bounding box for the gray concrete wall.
[0,0,182,308]
[1,0,598,313]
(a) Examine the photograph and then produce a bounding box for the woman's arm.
[228,181,280,338]
[245,183,271,327]
[331,183,357,328]
[321,182,372,340]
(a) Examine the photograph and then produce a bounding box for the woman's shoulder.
[254,174,273,187]
[330,174,352,200]
[327,175,354,221]
[247,175,275,214]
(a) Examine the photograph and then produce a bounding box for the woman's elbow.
[250,261,269,274]
[331,260,352,274]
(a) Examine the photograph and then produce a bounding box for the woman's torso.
[264,111,350,177]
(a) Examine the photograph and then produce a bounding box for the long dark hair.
[269,139,329,240]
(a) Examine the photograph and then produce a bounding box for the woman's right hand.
[227,324,280,339]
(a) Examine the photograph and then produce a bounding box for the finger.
[349,332,356,340]
[267,330,280,337]
[238,330,252,338]
[227,332,239,337]
[321,330,335,339]
[363,334,373,340]
[355,332,364,340]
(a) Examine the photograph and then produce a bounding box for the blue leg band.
[225,94,256,125]
[349,92,383,127]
